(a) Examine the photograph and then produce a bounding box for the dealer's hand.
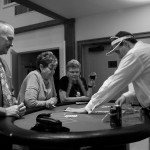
[115,95,126,106]
[65,107,88,114]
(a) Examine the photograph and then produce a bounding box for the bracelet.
[88,85,93,88]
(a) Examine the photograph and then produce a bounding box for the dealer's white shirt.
[85,41,150,113]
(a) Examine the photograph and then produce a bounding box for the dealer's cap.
[106,35,133,56]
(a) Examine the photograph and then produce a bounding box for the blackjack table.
[0,102,150,150]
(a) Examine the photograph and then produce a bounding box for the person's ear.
[39,64,43,72]
[124,41,130,48]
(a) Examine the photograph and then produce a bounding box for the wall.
[76,5,150,41]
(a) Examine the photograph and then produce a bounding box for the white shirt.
[85,41,150,113]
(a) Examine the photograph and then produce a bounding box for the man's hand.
[115,95,126,106]
[5,102,26,118]
[65,107,88,114]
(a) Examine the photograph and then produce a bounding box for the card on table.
[76,102,88,105]
[64,115,78,118]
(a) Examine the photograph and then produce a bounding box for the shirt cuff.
[85,101,96,114]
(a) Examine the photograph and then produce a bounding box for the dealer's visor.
[106,35,133,56]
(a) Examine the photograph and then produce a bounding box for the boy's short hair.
[66,59,81,71]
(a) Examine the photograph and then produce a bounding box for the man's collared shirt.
[85,41,150,113]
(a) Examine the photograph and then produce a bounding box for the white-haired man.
[0,20,26,117]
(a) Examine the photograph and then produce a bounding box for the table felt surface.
[14,103,143,132]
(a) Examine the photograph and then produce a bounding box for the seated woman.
[59,59,95,104]
[18,51,58,110]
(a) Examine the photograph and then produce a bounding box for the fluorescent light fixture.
[126,0,150,3]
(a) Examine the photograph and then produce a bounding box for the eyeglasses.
[49,66,57,71]
[115,49,120,54]
[47,64,57,71]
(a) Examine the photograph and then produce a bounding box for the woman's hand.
[45,97,58,109]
